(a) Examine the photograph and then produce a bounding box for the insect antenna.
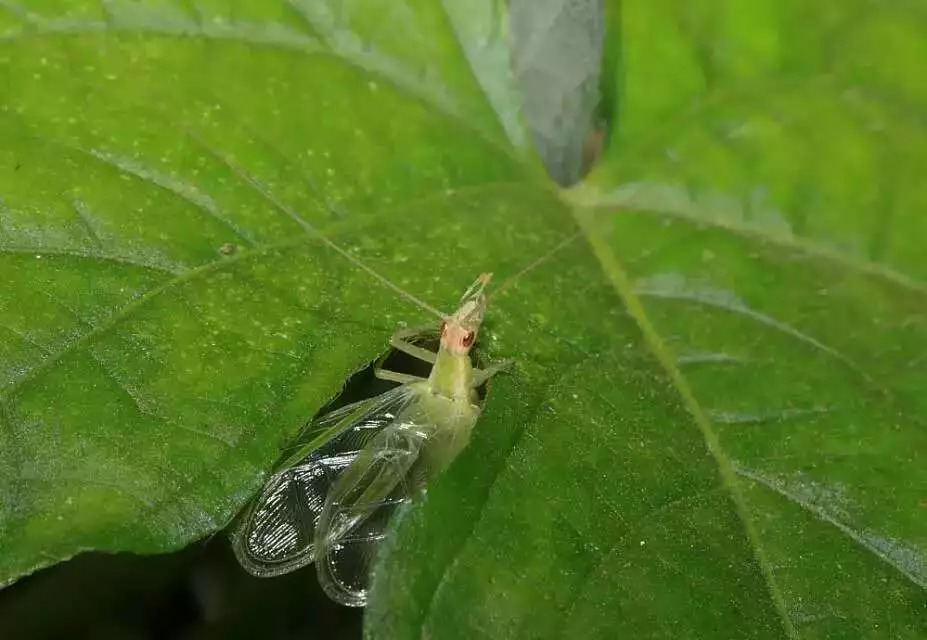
[210,149,447,320]
[487,230,581,301]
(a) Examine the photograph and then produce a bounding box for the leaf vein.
[575,190,927,297]
[576,211,798,637]
[636,287,864,376]
[0,245,182,275]
[734,464,927,590]
[0,235,303,405]
[68,199,105,249]
[0,322,53,355]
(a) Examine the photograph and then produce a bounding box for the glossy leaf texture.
[368,1,927,639]
[0,0,544,584]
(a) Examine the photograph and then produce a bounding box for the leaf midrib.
[567,193,927,603]
[574,207,798,638]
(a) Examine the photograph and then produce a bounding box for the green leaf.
[0,0,541,584]
[3,1,925,639]
[368,1,927,638]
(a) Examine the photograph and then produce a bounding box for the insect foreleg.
[471,358,514,387]
[390,325,438,364]
[374,368,427,384]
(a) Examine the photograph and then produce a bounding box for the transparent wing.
[231,384,420,577]
[314,415,432,607]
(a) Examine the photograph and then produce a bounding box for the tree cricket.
[223,155,576,607]
[232,271,514,606]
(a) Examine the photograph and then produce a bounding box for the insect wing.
[314,412,432,607]
[231,384,419,577]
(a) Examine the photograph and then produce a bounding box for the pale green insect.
[232,273,510,606]
[218,152,574,607]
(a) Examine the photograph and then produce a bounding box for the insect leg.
[374,368,427,384]
[390,325,438,364]
[471,359,514,387]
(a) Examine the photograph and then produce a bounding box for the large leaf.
[0,0,543,584]
[368,1,927,638]
[3,0,925,637]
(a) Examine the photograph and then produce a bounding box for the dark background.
[0,538,362,640]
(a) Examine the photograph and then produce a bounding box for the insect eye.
[462,331,475,347]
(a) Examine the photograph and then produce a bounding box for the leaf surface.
[368,1,927,638]
[0,0,537,584]
[2,2,924,638]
